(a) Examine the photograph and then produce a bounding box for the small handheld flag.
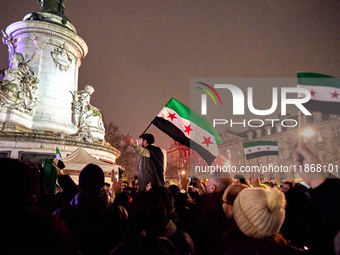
[56,147,62,160]
[243,141,278,160]
[151,98,220,165]
[43,158,58,194]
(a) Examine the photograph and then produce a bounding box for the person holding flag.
[122,133,165,191]
[122,98,221,190]
[42,147,65,194]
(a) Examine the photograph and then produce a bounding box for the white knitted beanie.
[233,187,286,239]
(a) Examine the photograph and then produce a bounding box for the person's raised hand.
[292,142,327,188]
[146,183,152,191]
[112,180,122,195]
[293,142,322,166]
[193,178,205,195]
[249,172,261,188]
[122,134,134,146]
[178,170,189,193]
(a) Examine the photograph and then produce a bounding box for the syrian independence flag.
[56,147,62,160]
[151,98,221,165]
[243,141,278,160]
[297,72,340,114]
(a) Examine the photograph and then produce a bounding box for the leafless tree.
[104,121,139,181]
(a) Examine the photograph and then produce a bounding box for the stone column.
[246,131,253,140]
[312,112,322,123]
[255,129,262,138]
[264,126,272,136]
[275,122,282,133]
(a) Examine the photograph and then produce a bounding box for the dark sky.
[1,0,340,150]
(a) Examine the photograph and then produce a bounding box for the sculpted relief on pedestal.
[1,31,17,66]
[51,43,72,71]
[71,85,105,142]
[0,36,39,113]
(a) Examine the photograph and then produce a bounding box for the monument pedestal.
[0,9,118,167]
[0,108,33,130]
[5,14,87,134]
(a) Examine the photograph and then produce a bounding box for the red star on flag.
[167,113,177,121]
[248,149,251,152]
[184,125,193,135]
[331,91,340,99]
[201,136,213,148]
[257,147,261,150]
[267,147,270,150]
[310,89,317,97]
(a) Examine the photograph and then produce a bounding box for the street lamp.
[301,128,314,142]
[302,128,314,137]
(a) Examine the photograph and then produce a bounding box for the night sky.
[0,0,339,150]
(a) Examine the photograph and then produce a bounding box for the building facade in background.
[166,112,340,182]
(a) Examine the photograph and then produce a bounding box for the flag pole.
[141,122,152,135]
[298,110,301,143]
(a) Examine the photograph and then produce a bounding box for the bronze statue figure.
[38,0,65,14]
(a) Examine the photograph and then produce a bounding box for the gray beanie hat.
[233,187,286,239]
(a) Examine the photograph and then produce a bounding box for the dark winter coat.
[137,144,165,190]
[54,190,127,255]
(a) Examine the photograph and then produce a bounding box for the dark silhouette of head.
[139,133,155,145]
[1,158,40,208]
[79,163,104,192]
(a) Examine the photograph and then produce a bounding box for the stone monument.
[0,1,119,168]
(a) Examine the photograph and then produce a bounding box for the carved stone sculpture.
[70,124,94,143]
[71,85,105,141]
[0,37,39,113]
[1,30,17,68]
[51,43,72,71]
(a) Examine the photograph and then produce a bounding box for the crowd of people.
[1,142,340,255]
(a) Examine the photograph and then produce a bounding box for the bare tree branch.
[104,121,139,181]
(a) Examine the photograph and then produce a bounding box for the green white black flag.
[297,72,340,114]
[243,141,278,160]
[152,98,220,165]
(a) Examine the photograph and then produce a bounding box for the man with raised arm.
[122,133,165,191]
